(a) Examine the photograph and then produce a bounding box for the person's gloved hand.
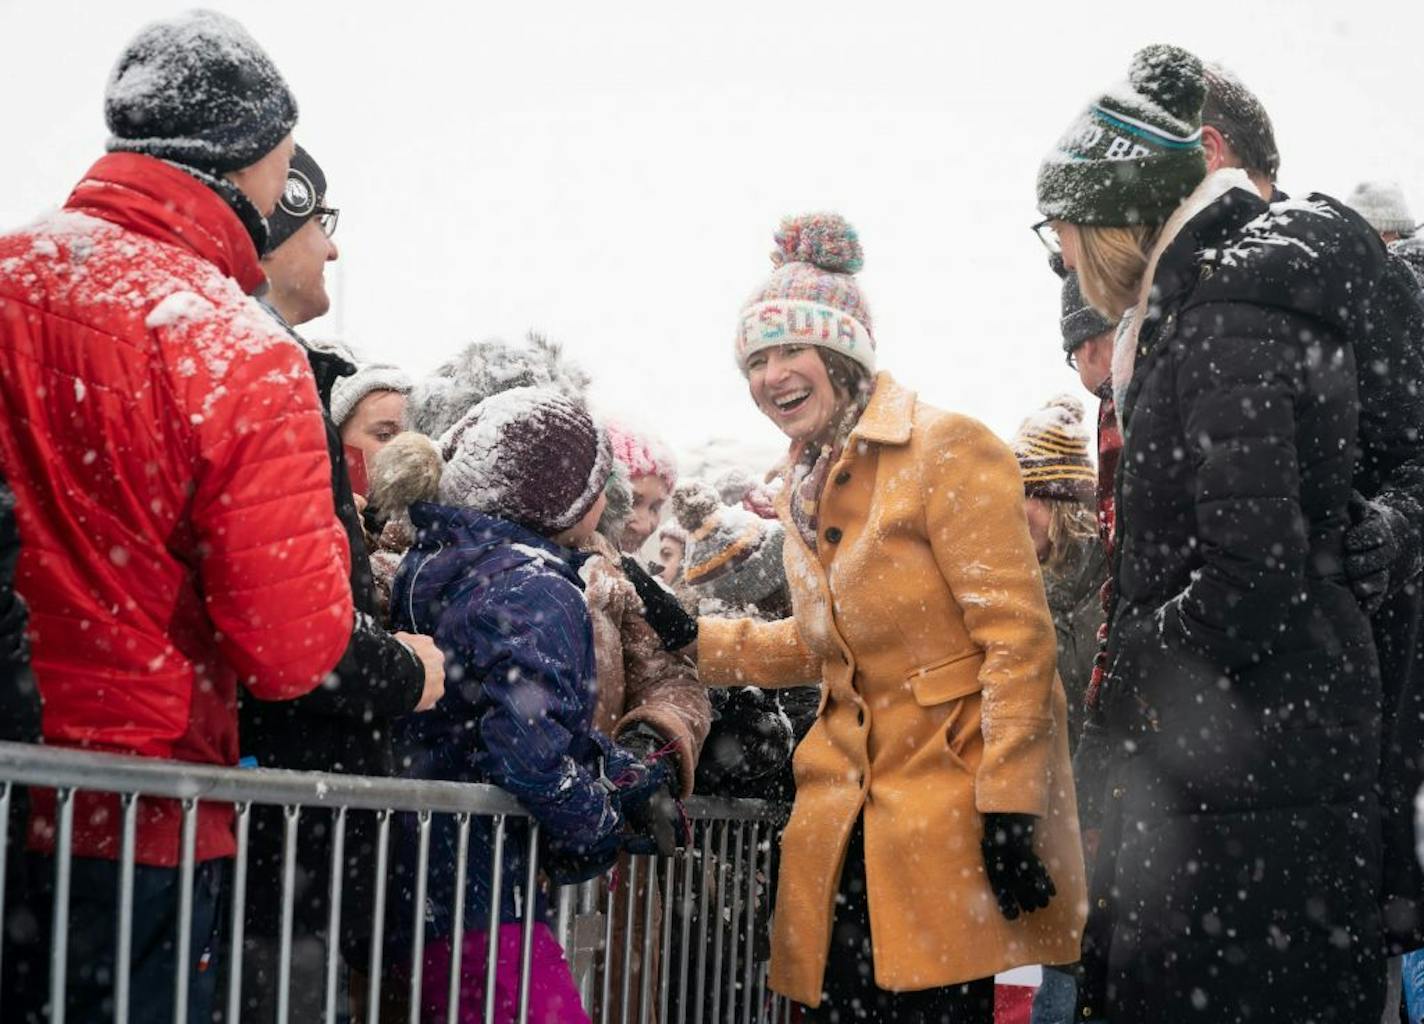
[616,723,685,857]
[1345,493,1409,615]
[981,812,1056,921]
[622,556,698,652]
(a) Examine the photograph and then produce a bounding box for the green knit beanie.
[1037,44,1208,227]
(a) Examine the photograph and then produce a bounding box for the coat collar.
[848,371,915,447]
[63,153,267,295]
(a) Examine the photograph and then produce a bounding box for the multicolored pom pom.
[771,213,864,274]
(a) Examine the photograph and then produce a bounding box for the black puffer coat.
[1080,183,1387,1023]
[238,319,425,964]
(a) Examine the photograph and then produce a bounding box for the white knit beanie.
[1346,181,1417,237]
[330,363,413,427]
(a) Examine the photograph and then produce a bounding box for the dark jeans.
[9,852,227,1024]
[804,820,994,1024]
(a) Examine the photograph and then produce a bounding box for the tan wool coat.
[699,373,1087,1007]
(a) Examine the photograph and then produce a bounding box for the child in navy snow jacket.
[385,387,674,1023]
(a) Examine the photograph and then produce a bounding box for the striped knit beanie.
[672,481,787,609]
[736,213,875,376]
[1037,44,1208,227]
[1013,395,1096,503]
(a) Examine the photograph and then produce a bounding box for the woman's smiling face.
[747,344,839,445]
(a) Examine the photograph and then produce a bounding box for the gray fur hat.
[408,332,591,439]
[672,481,787,611]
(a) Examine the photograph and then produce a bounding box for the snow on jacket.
[579,531,710,796]
[698,372,1086,1006]
[0,153,353,865]
[389,502,644,930]
[1081,172,1386,1021]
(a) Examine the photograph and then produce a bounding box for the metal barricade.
[0,741,791,1024]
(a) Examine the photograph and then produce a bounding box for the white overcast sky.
[3,0,1422,468]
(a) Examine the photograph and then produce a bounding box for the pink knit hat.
[735,213,875,375]
[605,420,678,490]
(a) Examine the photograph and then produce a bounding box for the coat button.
[824,526,843,544]
[1112,786,1125,799]
[834,470,851,486]
[1097,898,1108,909]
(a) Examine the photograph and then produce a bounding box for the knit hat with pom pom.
[673,480,788,611]
[736,213,875,375]
[1037,44,1208,227]
[1012,395,1096,503]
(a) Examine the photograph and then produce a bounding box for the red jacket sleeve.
[162,292,354,700]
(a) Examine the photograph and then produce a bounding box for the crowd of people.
[1,10,1423,1024]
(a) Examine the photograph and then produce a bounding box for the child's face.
[556,491,609,548]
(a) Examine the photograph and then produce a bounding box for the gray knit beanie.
[330,363,413,427]
[1050,254,1115,353]
[1347,182,1416,237]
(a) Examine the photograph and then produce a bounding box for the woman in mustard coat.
[674,215,1087,1021]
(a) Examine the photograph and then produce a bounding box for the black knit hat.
[1037,44,1207,227]
[1050,254,1115,353]
[266,146,327,250]
[105,10,298,174]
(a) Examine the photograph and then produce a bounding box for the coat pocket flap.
[907,651,983,706]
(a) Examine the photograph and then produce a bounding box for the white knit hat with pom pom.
[736,212,875,375]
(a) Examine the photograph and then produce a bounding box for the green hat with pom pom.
[736,212,876,375]
[1037,44,1208,227]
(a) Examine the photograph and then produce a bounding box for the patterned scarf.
[787,391,871,552]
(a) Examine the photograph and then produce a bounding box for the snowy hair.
[368,431,443,520]
[1074,224,1159,320]
[596,458,634,546]
[1039,499,1100,577]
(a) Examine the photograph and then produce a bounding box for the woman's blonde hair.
[1074,224,1159,320]
[1043,499,1100,577]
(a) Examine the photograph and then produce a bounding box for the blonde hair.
[1043,499,1100,577]
[1075,224,1159,320]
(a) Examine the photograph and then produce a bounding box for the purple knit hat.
[736,213,875,375]
[437,386,612,535]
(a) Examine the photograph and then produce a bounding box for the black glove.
[1345,494,1406,615]
[621,556,698,651]
[981,812,1056,921]
[617,723,685,857]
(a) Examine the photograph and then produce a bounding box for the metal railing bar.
[172,798,197,1024]
[323,806,347,1024]
[225,801,251,1024]
[710,822,729,1024]
[49,786,74,1024]
[0,783,8,1022]
[693,822,713,1024]
[276,803,301,1024]
[657,854,674,1024]
[516,822,540,1024]
[726,822,746,1023]
[600,865,616,1020]
[114,792,138,1024]
[447,812,471,1024]
[408,810,432,1024]
[363,809,391,1024]
[483,815,507,1024]
[638,854,658,1024]
[740,822,759,1024]
[618,854,638,1024]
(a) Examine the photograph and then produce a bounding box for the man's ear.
[1201,124,1229,174]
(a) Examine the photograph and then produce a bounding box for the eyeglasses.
[1032,217,1060,256]
[314,205,340,239]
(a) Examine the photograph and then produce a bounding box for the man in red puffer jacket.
[0,11,353,1022]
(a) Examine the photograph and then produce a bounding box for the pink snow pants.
[417,923,589,1024]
